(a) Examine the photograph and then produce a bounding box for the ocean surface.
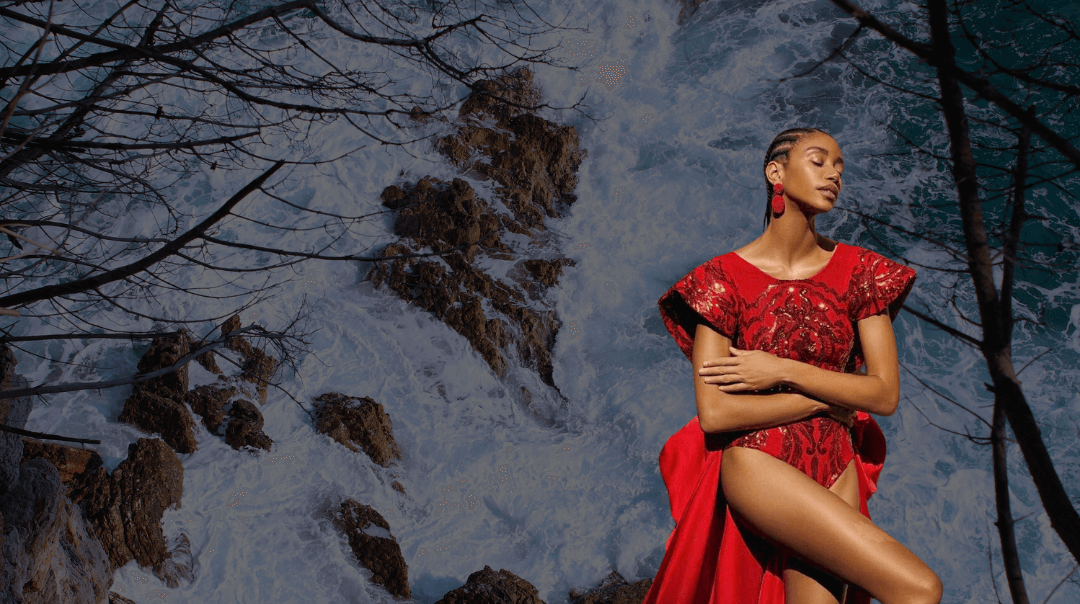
[9,0,1080,603]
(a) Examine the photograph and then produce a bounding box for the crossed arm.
[692,314,901,434]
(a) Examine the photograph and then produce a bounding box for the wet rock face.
[370,69,580,390]
[185,383,236,435]
[220,314,278,405]
[21,439,104,494]
[331,498,410,599]
[118,329,199,454]
[223,399,272,452]
[437,68,584,228]
[187,315,277,451]
[313,393,401,467]
[435,565,546,604]
[119,317,279,455]
[568,571,653,604]
[73,437,190,588]
[0,457,112,604]
[1,344,32,496]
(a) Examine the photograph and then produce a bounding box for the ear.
[765,160,784,186]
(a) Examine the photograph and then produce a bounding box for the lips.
[818,185,839,200]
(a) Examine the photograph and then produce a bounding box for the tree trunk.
[926,0,1080,564]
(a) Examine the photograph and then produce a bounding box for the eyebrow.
[805,146,844,166]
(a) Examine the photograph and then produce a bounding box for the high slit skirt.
[641,413,886,604]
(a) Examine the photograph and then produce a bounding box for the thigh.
[782,460,859,604]
[721,447,931,603]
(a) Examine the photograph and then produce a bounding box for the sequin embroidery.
[658,243,916,488]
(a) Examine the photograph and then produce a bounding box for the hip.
[723,415,855,488]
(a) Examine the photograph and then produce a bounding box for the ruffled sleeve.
[657,257,739,361]
[850,249,916,323]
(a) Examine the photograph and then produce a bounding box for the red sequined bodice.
[659,242,915,373]
[657,243,916,484]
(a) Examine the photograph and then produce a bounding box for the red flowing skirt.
[641,413,886,604]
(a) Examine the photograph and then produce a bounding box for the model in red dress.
[642,129,942,604]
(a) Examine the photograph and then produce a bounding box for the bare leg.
[721,447,942,604]
[783,460,860,604]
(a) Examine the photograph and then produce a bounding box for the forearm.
[778,358,898,415]
[696,387,827,434]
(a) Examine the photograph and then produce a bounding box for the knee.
[909,568,943,604]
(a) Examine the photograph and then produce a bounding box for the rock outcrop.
[313,393,402,467]
[119,317,279,455]
[370,67,581,390]
[568,571,652,604]
[117,329,199,454]
[70,437,191,588]
[330,498,410,599]
[186,382,236,435]
[21,439,103,496]
[0,344,32,497]
[0,457,113,604]
[218,314,278,406]
[184,315,276,452]
[1,344,117,604]
[435,565,546,604]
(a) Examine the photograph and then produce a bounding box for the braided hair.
[762,127,828,230]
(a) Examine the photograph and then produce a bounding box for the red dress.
[643,242,916,604]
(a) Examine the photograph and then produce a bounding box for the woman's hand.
[699,347,789,392]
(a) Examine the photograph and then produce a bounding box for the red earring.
[771,183,785,216]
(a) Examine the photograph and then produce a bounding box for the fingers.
[700,347,747,368]
[700,357,739,370]
[700,368,744,387]
[717,383,754,393]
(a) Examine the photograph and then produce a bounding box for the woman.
[642,128,942,604]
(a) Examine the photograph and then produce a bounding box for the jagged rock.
[369,68,580,390]
[118,330,199,454]
[135,329,192,398]
[568,571,653,604]
[220,314,278,405]
[186,316,275,453]
[435,565,546,604]
[438,68,584,227]
[0,457,112,604]
[185,383,236,434]
[76,437,190,588]
[457,67,541,123]
[520,259,574,289]
[389,177,508,262]
[194,348,221,374]
[21,439,103,498]
[313,393,401,467]
[331,498,409,599]
[224,399,272,451]
[109,592,137,604]
[118,389,198,454]
[1,344,32,496]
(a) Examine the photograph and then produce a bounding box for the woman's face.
[772,132,844,215]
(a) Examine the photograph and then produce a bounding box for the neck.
[761,209,823,263]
